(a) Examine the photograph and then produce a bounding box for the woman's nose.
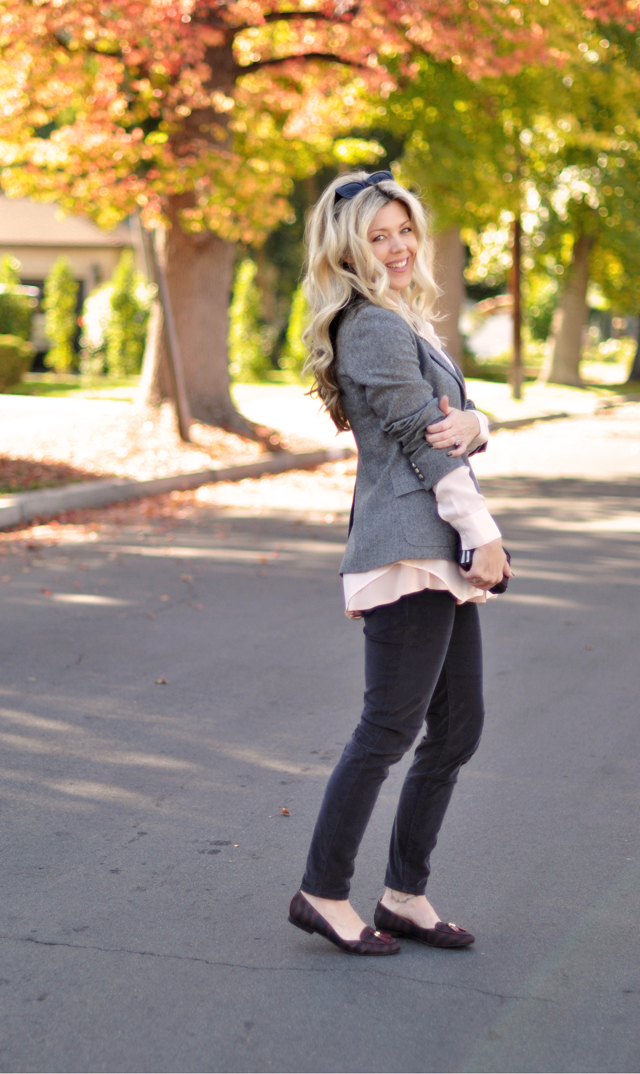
[389,233,407,252]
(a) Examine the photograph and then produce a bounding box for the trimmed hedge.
[0,334,35,392]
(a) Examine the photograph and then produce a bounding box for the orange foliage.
[0,0,554,241]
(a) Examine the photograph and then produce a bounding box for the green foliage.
[0,333,35,392]
[279,285,310,380]
[106,251,152,376]
[527,274,559,341]
[0,256,34,341]
[43,257,79,372]
[228,259,271,383]
[384,20,640,353]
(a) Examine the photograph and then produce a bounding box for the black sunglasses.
[334,170,394,203]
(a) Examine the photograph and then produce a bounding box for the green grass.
[6,373,140,400]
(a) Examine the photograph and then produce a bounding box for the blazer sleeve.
[339,305,468,490]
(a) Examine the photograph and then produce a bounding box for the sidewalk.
[234,378,620,438]
[0,378,623,529]
[462,379,609,425]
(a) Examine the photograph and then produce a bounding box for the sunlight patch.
[51,594,132,606]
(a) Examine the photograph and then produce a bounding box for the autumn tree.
[0,0,550,432]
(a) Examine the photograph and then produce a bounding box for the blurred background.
[0,0,639,439]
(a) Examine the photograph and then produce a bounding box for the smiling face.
[367,198,418,291]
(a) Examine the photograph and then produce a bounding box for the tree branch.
[237,51,369,74]
[232,11,332,31]
[54,31,124,62]
[231,3,360,32]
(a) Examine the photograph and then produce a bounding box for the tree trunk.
[431,225,465,367]
[137,298,173,408]
[626,315,640,382]
[540,233,594,387]
[136,40,283,443]
[138,195,252,430]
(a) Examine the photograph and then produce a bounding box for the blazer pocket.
[394,486,437,546]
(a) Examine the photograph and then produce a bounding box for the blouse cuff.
[454,508,502,551]
[466,410,490,454]
[434,465,502,550]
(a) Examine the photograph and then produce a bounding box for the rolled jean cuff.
[300,882,350,901]
[383,873,428,897]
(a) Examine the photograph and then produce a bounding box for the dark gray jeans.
[301,588,484,899]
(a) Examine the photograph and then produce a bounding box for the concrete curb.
[0,446,354,530]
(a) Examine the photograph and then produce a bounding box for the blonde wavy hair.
[303,170,441,431]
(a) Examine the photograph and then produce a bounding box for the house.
[0,195,146,354]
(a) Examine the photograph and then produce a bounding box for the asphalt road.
[1,457,640,1072]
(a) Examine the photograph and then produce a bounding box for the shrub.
[106,251,153,376]
[279,284,309,380]
[228,259,272,383]
[43,257,79,372]
[0,256,34,341]
[80,254,154,377]
[79,283,111,376]
[0,334,35,392]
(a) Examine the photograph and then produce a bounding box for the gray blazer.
[336,299,485,574]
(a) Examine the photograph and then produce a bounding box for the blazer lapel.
[421,339,467,404]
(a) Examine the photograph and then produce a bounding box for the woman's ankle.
[381,888,439,927]
[301,891,367,940]
[382,887,420,907]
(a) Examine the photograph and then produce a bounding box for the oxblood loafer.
[289,891,401,955]
[374,900,475,948]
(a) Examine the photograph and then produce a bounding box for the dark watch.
[458,546,511,595]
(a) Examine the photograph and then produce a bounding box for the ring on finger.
[454,438,461,448]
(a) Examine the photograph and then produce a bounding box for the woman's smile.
[386,256,410,271]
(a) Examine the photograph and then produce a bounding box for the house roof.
[0,196,134,247]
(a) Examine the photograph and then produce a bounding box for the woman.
[288,170,512,956]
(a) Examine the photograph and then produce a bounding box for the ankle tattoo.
[390,892,414,906]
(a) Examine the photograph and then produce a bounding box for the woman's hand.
[425,396,480,457]
[461,538,514,591]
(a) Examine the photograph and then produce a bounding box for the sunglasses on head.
[334,170,394,203]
